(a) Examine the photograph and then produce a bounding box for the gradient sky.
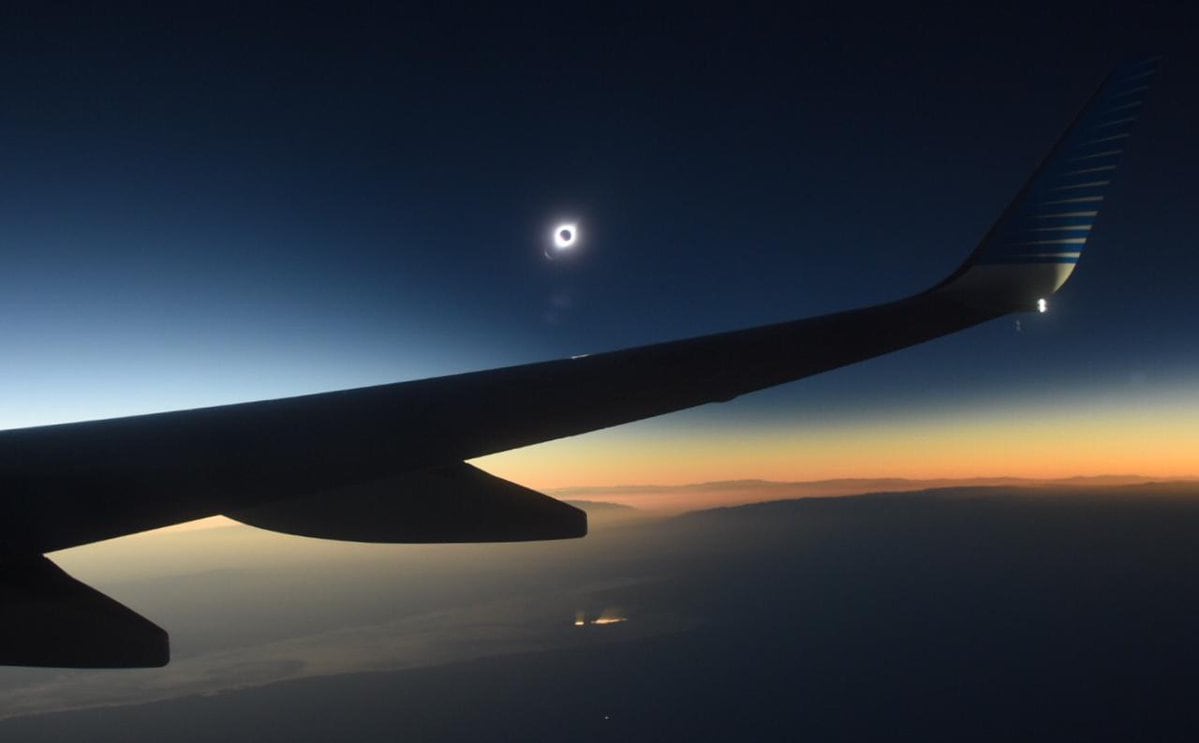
[5,4,1199,737]
[1,2,1196,487]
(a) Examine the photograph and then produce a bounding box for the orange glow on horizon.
[474,389,1199,495]
[146,383,1199,534]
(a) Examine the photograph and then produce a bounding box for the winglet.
[935,57,1160,312]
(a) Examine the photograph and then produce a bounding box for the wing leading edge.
[0,59,1158,559]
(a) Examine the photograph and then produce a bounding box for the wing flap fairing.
[227,463,587,543]
[0,555,168,668]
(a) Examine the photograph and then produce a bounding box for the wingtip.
[933,59,1159,313]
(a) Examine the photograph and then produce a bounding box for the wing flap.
[0,556,169,668]
[227,463,587,543]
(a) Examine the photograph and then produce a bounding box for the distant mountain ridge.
[562,500,637,512]
[686,479,1199,511]
[553,474,1177,496]
[549,475,1199,514]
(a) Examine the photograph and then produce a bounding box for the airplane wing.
[0,59,1158,666]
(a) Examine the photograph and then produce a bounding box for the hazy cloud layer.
[4,484,1199,741]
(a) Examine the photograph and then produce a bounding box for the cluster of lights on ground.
[574,610,626,627]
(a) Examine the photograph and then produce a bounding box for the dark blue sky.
[0,3,1195,472]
